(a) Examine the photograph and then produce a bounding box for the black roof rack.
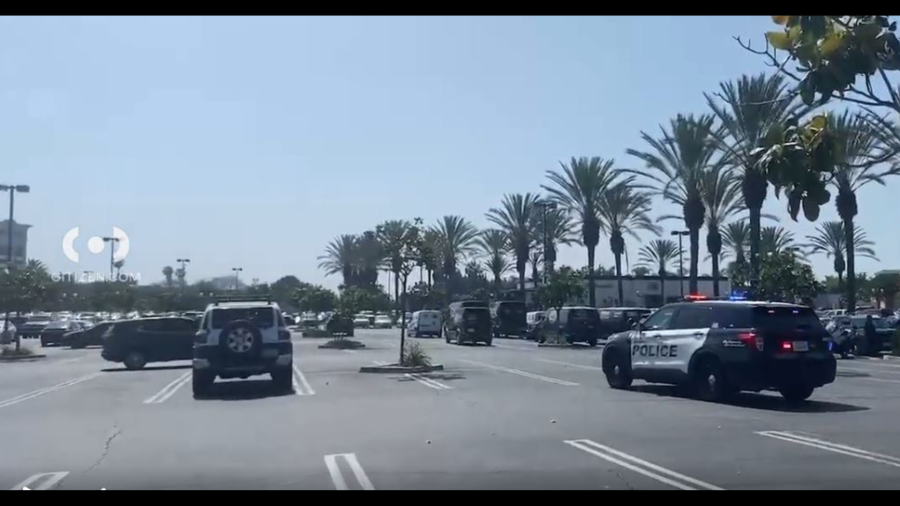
[213,295,272,306]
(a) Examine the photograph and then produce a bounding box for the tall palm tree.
[318,234,357,287]
[638,239,680,304]
[432,215,479,293]
[828,111,899,312]
[705,73,807,295]
[486,193,540,294]
[760,226,796,255]
[804,221,878,290]
[721,220,750,265]
[528,249,542,285]
[376,220,412,307]
[162,266,174,289]
[699,165,744,296]
[543,156,618,307]
[596,177,660,305]
[528,207,575,280]
[418,229,441,288]
[627,114,721,294]
[354,230,384,288]
[476,229,511,294]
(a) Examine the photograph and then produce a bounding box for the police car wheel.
[779,385,814,404]
[693,358,729,402]
[604,352,632,389]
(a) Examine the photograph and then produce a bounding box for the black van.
[540,306,601,346]
[101,317,198,370]
[445,301,492,346]
[597,307,653,340]
[491,301,527,339]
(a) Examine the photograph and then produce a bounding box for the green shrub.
[401,341,431,367]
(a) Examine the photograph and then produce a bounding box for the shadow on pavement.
[102,364,193,373]
[631,384,869,413]
[194,379,294,401]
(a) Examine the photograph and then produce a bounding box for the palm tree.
[627,114,721,294]
[432,215,479,294]
[528,249,542,285]
[804,221,878,291]
[638,239,680,305]
[318,234,357,287]
[828,111,900,312]
[705,73,807,295]
[476,229,511,294]
[417,229,441,288]
[543,156,618,307]
[597,177,660,305]
[353,231,383,288]
[376,220,412,308]
[486,193,540,294]
[699,165,744,296]
[760,226,796,255]
[162,266,174,289]
[528,207,575,280]
[721,221,750,265]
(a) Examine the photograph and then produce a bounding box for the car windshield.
[43,321,70,330]
[211,308,275,329]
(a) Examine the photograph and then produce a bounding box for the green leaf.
[766,31,794,50]
[799,77,816,105]
[802,197,821,221]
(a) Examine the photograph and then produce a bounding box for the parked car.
[325,313,354,337]
[40,320,82,347]
[526,311,546,335]
[597,307,653,340]
[101,317,198,370]
[445,301,492,346]
[490,301,527,338]
[829,315,895,356]
[18,315,52,339]
[353,314,371,329]
[374,314,393,329]
[63,321,108,349]
[408,310,441,337]
[539,307,601,346]
[0,321,16,345]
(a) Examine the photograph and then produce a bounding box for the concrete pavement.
[2,330,900,489]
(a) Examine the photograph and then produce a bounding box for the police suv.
[601,299,836,403]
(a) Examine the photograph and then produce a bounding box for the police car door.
[662,304,715,374]
[631,305,678,373]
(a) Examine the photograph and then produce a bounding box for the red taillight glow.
[685,294,708,301]
[781,341,793,351]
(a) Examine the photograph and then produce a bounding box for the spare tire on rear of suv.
[219,320,263,359]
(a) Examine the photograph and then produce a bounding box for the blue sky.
[0,16,896,290]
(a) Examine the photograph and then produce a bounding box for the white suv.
[192,297,293,397]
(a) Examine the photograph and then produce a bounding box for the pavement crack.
[85,421,121,474]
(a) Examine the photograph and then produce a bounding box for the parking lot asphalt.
[3,330,900,490]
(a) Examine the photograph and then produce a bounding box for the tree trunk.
[614,253,623,306]
[394,271,400,311]
[689,227,700,294]
[399,282,407,365]
[659,268,666,305]
[844,216,856,312]
[837,271,844,292]
[711,254,720,297]
[587,246,596,307]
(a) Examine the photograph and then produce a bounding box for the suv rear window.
[463,308,490,322]
[211,307,275,329]
[751,306,826,333]
[569,309,600,322]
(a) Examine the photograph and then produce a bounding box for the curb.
[318,342,367,350]
[359,364,444,374]
[0,354,48,361]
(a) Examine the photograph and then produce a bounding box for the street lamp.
[670,230,689,298]
[232,267,243,291]
[101,236,120,279]
[177,258,191,291]
[0,184,29,351]
[536,200,558,286]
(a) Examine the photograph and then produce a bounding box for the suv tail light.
[278,328,291,341]
[194,330,208,344]
[738,332,764,351]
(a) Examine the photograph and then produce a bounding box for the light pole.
[536,200,557,286]
[232,267,243,291]
[101,236,120,279]
[177,258,191,292]
[1,184,30,351]
[670,230,689,298]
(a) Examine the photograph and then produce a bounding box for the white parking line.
[342,349,357,354]
[492,343,535,352]
[373,360,389,366]
[0,373,101,410]
[564,439,723,491]
[460,359,578,386]
[404,373,452,390]
[839,365,900,375]
[56,357,85,365]
[143,371,192,404]
[324,453,375,490]
[293,365,315,396]
[757,431,900,469]
[536,358,604,371]
[861,377,900,384]
[11,471,69,490]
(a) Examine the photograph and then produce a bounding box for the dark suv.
[601,301,836,403]
[445,301,492,346]
[101,317,198,370]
